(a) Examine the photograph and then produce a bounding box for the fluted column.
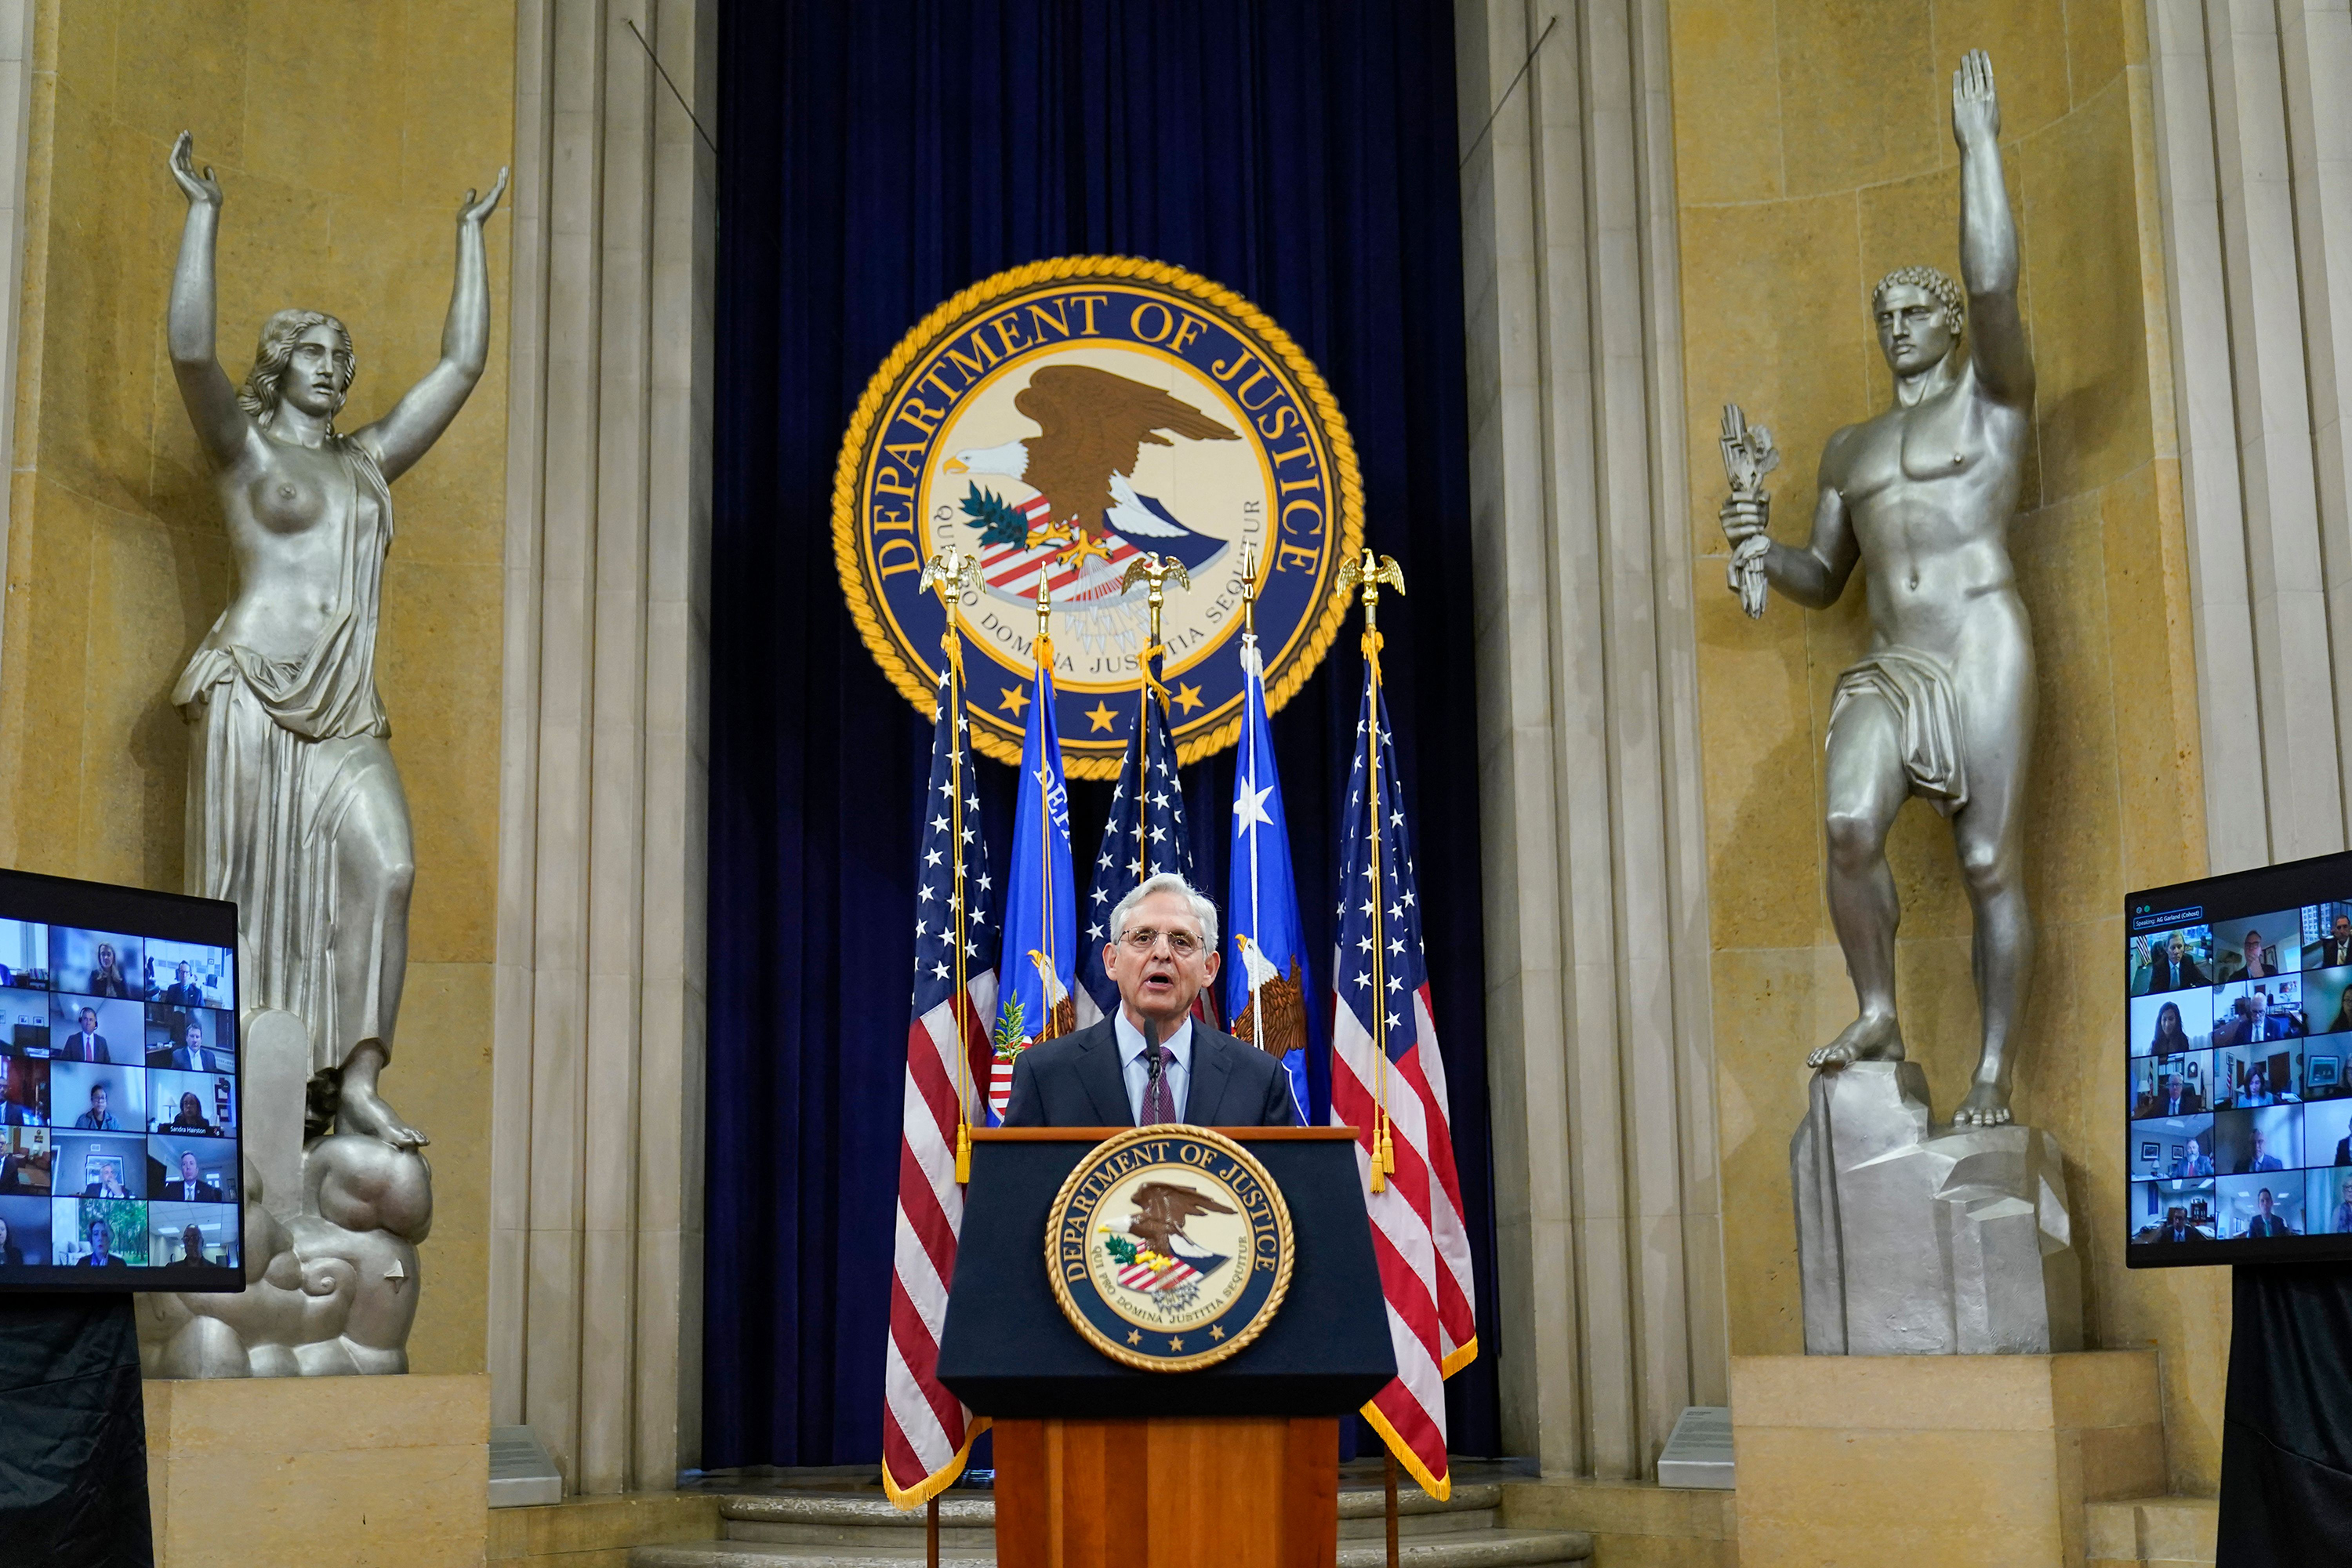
[1455,0,1728,1482]
[2147,0,2352,867]
[491,0,713,1495]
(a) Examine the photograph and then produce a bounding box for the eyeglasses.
[1117,926,1201,957]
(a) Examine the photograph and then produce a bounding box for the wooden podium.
[938,1127,1392,1568]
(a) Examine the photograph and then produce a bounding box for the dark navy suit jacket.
[1000,1016,1300,1127]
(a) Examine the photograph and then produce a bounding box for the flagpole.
[1033,566,1062,1041]
[922,548,981,1182]
[1339,550,1405,1191]
[1119,550,1191,893]
[1242,544,1265,1055]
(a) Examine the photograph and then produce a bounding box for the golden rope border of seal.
[831,256,1367,781]
[1043,1123,1298,1374]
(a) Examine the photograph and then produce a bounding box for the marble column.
[2147,0,2352,869]
[490,0,714,1495]
[1455,0,1728,1480]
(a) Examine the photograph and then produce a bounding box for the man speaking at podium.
[1003,873,1300,1127]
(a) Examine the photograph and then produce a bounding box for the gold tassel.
[954,1120,971,1185]
[1378,1120,1396,1175]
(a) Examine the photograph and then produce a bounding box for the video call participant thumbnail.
[2315,912,2352,971]
[67,1135,145,1200]
[54,1004,114,1063]
[148,1138,231,1203]
[2134,1063,2205,1117]
[149,1203,235,1269]
[52,1060,143,1134]
[2245,1186,2294,1236]
[0,1196,48,1264]
[147,1011,232,1073]
[2217,918,2298,982]
[2130,928,2210,994]
[0,1056,45,1127]
[75,1213,128,1267]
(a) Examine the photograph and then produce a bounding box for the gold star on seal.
[1167,1335,1185,1352]
[1127,1330,1142,1345]
[1209,1324,1225,1340]
[1084,699,1119,733]
[999,684,1030,716]
[1172,681,1204,714]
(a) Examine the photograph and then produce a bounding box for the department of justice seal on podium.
[1047,1126,1294,1372]
[834,257,1361,777]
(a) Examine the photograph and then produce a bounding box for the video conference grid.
[0,917,238,1271]
[2129,898,2352,1246]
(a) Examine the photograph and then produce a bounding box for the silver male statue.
[165,131,504,1148]
[1722,52,2034,1127]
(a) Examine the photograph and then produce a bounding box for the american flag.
[1076,642,1202,1027]
[1327,661,1477,1501]
[881,667,998,1508]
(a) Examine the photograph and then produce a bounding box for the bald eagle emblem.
[1099,1180,1237,1301]
[947,364,1240,610]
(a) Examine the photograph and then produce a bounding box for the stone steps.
[630,1480,1592,1567]
[2084,1494,2218,1568]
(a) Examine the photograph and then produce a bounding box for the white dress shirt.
[1114,1011,1194,1125]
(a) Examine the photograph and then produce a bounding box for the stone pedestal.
[1793,1062,2082,1354]
[143,1372,488,1566]
[1731,1351,2166,1568]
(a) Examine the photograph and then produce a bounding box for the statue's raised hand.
[458,166,509,228]
[1951,49,1998,147]
[169,130,221,208]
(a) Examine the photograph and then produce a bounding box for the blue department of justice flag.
[992,625,1076,1120]
[1076,641,1202,1027]
[1224,629,1308,1116]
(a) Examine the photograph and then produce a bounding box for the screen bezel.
[0,866,243,1293]
[2127,851,2352,1268]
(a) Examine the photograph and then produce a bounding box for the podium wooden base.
[994,1414,1339,1567]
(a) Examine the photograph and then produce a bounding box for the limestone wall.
[0,0,515,1377]
[1670,0,2227,1490]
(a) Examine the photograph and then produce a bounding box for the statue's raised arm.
[351,166,507,483]
[165,132,249,471]
[1952,49,2031,407]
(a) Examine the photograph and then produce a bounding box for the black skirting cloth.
[0,1294,151,1566]
[2219,1264,2352,1565]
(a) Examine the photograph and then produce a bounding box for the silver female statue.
[165,131,506,1150]
[1721,53,2035,1127]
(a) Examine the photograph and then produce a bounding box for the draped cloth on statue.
[172,439,398,1073]
[1830,645,1969,815]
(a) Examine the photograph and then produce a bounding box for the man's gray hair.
[1109,872,1219,950]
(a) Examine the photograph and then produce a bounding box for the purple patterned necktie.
[1140,1044,1172,1125]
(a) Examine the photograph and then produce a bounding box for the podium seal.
[1047,1125,1294,1372]
[834,257,1362,778]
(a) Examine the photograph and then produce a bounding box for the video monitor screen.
[2129,855,2352,1265]
[0,868,240,1290]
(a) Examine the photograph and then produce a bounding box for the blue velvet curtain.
[706,0,1501,1469]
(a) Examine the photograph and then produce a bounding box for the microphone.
[1143,1016,1163,1083]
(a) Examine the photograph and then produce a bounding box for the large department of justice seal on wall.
[835,258,1362,777]
[1047,1126,1294,1372]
